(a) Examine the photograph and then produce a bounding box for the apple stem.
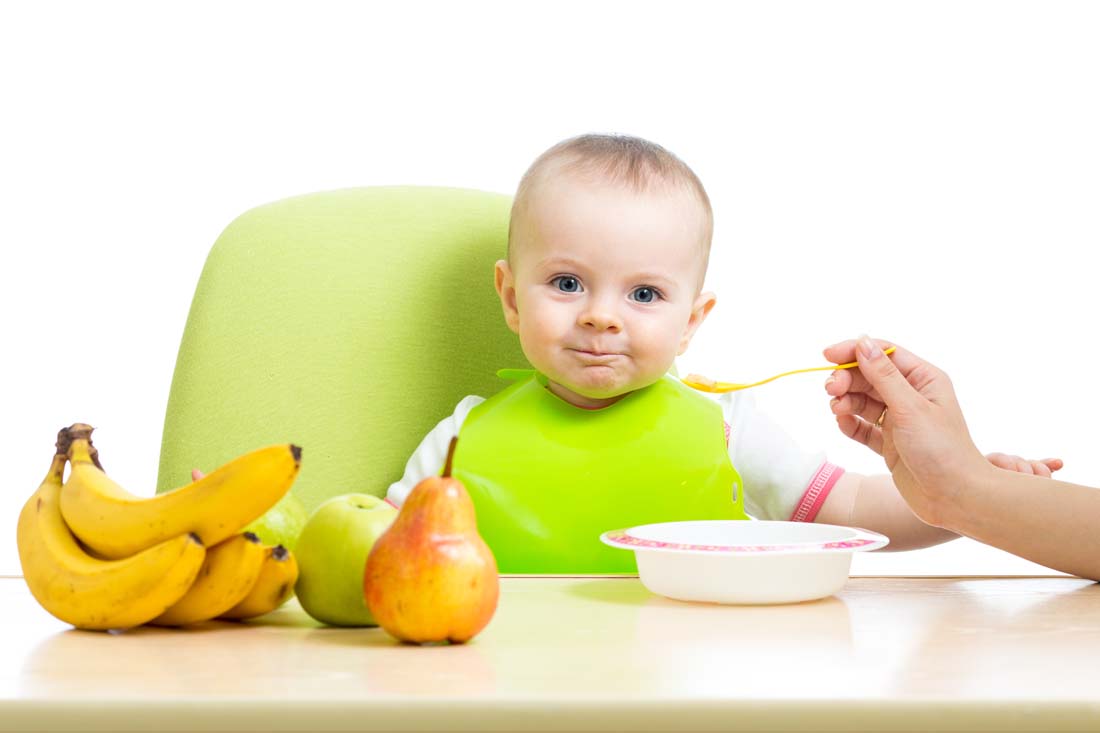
[443,436,457,478]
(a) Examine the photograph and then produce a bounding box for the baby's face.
[496,175,715,409]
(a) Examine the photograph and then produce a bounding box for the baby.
[383,133,1054,573]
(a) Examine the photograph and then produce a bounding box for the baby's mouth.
[571,348,623,363]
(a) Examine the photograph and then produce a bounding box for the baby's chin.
[557,369,648,400]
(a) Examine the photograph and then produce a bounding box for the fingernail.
[829,397,839,412]
[824,376,835,389]
[858,335,881,361]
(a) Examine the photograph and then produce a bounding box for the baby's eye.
[631,286,661,303]
[552,276,582,293]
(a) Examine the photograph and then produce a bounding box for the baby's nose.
[578,304,623,332]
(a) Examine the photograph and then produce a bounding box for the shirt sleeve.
[712,391,845,522]
[384,395,485,507]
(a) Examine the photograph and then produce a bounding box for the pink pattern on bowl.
[602,530,880,554]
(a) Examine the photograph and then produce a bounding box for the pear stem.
[442,437,457,478]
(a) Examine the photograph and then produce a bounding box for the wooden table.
[2,575,1099,731]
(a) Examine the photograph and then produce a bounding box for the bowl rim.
[600,520,889,556]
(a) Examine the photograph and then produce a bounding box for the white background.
[3,1,1098,577]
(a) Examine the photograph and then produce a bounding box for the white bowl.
[600,520,889,605]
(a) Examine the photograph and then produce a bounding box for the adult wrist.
[933,459,1000,536]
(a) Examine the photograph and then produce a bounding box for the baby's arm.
[814,473,957,550]
[721,391,846,521]
[984,453,1063,477]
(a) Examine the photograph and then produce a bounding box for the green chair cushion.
[156,186,529,513]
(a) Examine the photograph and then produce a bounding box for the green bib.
[452,370,749,573]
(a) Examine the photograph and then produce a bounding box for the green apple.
[244,491,309,552]
[294,493,398,626]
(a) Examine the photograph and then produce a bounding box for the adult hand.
[822,337,992,527]
[826,337,1099,581]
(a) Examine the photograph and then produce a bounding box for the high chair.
[155,186,529,513]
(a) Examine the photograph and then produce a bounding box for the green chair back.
[156,186,528,512]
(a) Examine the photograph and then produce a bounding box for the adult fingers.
[823,337,895,365]
[854,337,925,410]
[827,366,880,398]
[824,367,852,397]
[828,339,935,387]
[831,391,888,424]
[1044,458,1065,472]
[825,338,934,400]
[835,414,885,456]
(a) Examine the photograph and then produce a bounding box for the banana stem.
[67,423,94,441]
[55,427,72,457]
[65,423,104,471]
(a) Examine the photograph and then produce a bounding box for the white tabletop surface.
[3,575,1100,731]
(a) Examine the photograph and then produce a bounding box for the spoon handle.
[683,347,897,393]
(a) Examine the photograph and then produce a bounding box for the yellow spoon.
[682,347,897,393]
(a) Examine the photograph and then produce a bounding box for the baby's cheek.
[518,329,550,366]
[660,323,690,361]
[636,342,681,383]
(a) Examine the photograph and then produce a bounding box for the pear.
[363,437,499,644]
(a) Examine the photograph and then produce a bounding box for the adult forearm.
[942,467,1100,581]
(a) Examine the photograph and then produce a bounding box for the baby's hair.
[507,133,714,281]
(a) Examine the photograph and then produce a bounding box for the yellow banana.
[58,423,301,559]
[17,440,207,631]
[150,532,266,626]
[219,544,299,620]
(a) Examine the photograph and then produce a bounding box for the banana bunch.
[16,423,302,631]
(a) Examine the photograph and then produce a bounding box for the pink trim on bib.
[789,462,845,522]
[384,497,399,509]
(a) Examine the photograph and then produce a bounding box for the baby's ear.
[494,259,520,333]
[678,291,717,355]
